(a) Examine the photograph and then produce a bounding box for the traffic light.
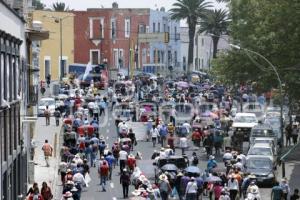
[164,32,169,43]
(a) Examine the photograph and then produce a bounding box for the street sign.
[138,32,169,43]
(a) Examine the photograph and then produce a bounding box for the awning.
[280,143,300,162]
[26,29,49,41]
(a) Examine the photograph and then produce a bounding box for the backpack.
[100,163,109,176]
[159,181,170,192]
[192,156,199,165]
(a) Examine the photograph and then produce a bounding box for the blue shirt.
[105,155,115,167]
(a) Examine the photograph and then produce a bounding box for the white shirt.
[159,151,167,159]
[223,152,233,160]
[151,128,159,138]
[227,179,239,190]
[88,102,95,109]
[182,123,191,133]
[119,150,128,160]
[179,137,188,148]
[73,172,85,183]
[185,181,198,194]
[237,154,246,166]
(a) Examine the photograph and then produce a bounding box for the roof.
[0,0,25,23]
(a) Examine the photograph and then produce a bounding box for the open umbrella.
[176,81,189,88]
[184,166,202,174]
[205,176,222,183]
[161,164,178,171]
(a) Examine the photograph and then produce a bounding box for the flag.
[83,62,93,80]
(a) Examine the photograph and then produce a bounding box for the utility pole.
[60,18,63,81]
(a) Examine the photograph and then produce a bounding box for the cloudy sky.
[42,0,226,11]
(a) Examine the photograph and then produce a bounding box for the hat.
[71,187,78,192]
[63,191,73,197]
[66,169,72,173]
[177,172,184,176]
[209,155,215,160]
[66,180,74,185]
[129,154,135,158]
[160,147,165,151]
[138,175,147,182]
[132,189,141,196]
[123,168,127,172]
[147,187,154,193]
[138,188,147,193]
[166,145,170,148]
[281,177,288,182]
[248,174,256,179]
[159,174,168,181]
[191,177,195,180]
[100,136,104,140]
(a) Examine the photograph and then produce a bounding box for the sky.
[42,0,226,11]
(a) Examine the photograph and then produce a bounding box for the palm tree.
[198,9,229,58]
[52,2,69,11]
[170,0,211,74]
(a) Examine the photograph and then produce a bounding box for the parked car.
[249,124,276,144]
[250,137,277,152]
[38,98,56,116]
[232,113,258,141]
[246,156,276,186]
[247,143,277,168]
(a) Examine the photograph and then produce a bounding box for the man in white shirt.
[182,121,192,134]
[159,148,167,159]
[223,150,233,165]
[150,126,159,147]
[119,150,128,173]
[179,136,188,155]
[118,122,129,134]
[227,176,239,200]
[73,171,85,184]
[185,177,198,199]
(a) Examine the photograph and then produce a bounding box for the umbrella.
[184,166,202,174]
[205,176,222,183]
[161,164,178,171]
[176,81,189,88]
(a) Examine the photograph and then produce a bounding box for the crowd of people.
[28,71,300,200]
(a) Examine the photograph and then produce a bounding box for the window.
[167,26,170,33]
[195,58,198,69]
[202,38,204,46]
[90,50,100,65]
[89,18,104,39]
[201,59,204,68]
[119,49,124,68]
[44,57,51,80]
[174,51,177,64]
[1,53,4,104]
[183,56,186,71]
[163,24,166,32]
[125,18,130,38]
[6,53,10,101]
[158,23,160,32]
[153,23,156,33]
[146,26,149,33]
[175,26,177,35]
[111,18,116,39]
[138,24,145,33]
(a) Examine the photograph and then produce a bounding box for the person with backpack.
[191,152,199,166]
[44,106,50,126]
[120,168,131,198]
[42,140,53,167]
[159,174,172,200]
[185,177,198,200]
[98,160,109,192]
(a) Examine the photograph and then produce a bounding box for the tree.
[213,0,300,104]
[170,0,211,74]
[52,2,69,11]
[198,9,229,58]
[32,0,45,10]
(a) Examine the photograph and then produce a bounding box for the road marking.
[110,183,114,188]
[112,197,117,200]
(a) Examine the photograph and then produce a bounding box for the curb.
[52,123,63,200]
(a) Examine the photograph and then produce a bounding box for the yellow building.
[33,10,74,81]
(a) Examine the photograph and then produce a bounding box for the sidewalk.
[32,116,62,199]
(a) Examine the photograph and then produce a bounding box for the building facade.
[148,9,181,72]
[33,10,75,81]
[73,5,150,75]
[0,1,27,199]
[180,26,229,72]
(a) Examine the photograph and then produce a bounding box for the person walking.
[27,182,39,197]
[280,178,291,200]
[150,125,159,147]
[227,176,239,200]
[185,177,198,200]
[159,174,172,200]
[119,149,128,173]
[179,136,188,155]
[120,168,131,198]
[42,140,53,167]
[290,189,300,200]
[44,106,50,126]
[98,160,109,192]
[105,152,115,180]
[271,181,283,200]
[292,124,299,145]
[54,109,61,127]
[41,182,53,200]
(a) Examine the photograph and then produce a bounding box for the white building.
[180,26,229,72]
[146,8,181,74]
